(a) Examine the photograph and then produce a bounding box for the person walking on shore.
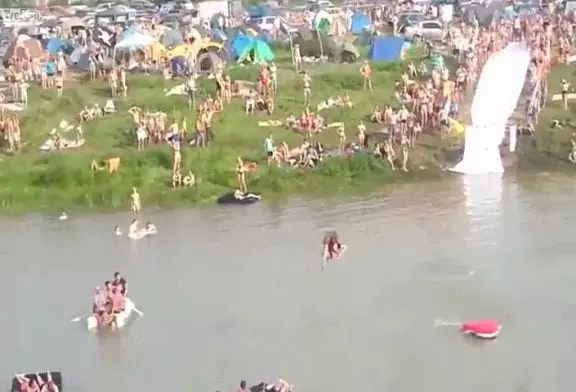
[130,187,141,215]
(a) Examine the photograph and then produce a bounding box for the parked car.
[395,11,426,27]
[252,16,280,31]
[403,20,444,42]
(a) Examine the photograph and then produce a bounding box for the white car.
[403,20,444,42]
[253,16,280,31]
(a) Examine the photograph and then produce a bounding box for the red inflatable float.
[461,320,501,339]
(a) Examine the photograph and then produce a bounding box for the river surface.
[1,173,575,392]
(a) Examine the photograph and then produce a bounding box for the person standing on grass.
[303,71,311,107]
[130,187,141,215]
[270,62,278,94]
[264,133,275,165]
[360,60,372,91]
[561,79,570,111]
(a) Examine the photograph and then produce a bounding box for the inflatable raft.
[86,297,136,330]
[217,192,262,205]
[128,227,156,240]
[11,372,62,392]
[461,320,501,339]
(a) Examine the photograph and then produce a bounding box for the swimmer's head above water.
[323,231,339,245]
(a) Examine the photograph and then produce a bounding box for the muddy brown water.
[1,173,575,392]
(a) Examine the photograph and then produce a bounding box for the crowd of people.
[91,272,128,328]
[13,373,59,392]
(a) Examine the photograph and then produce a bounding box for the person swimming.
[322,231,347,267]
[128,219,139,235]
[114,225,122,235]
[145,222,157,234]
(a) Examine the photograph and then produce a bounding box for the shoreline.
[1,146,572,216]
[0,150,448,215]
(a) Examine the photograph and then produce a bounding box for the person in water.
[129,219,139,235]
[112,272,127,295]
[37,373,59,392]
[114,225,122,235]
[14,374,40,392]
[322,232,346,264]
[145,221,157,233]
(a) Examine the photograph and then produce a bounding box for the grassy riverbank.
[516,64,576,171]
[0,53,453,214]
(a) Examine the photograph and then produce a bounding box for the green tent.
[316,18,330,33]
[237,39,275,64]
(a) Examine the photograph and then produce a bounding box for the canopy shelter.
[237,39,274,64]
[115,30,155,50]
[3,34,43,61]
[195,51,223,75]
[45,38,75,55]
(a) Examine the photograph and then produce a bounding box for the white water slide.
[451,42,531,174]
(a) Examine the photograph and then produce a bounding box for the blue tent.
[368,37,409,61]
[350,12,370,34]
[231,33,253,59]
[46,38,74,55]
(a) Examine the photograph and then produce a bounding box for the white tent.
[115,31,155,50]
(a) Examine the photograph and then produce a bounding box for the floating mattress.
[217,192,261,205]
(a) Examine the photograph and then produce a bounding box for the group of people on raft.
[13,374,59,392]
[92,272,128,328]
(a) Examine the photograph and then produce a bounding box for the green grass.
[516,64,576,171]
[0,50,448,214]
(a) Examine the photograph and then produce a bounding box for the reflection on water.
[2,175,576,391]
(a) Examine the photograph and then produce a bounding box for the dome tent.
[195,51,222,75]
[236,39,274,64]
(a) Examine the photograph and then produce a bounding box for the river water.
[1,173,576,392]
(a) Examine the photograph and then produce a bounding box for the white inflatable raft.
[86,297,136,330]
[128,227,157,240]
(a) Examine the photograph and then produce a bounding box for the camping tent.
[292,28,336,59]
[211,29,227,42]
[350,12,370,34]
[69,46,92,69]
[237,39,274,63]
[340,42,359,63]
[46,38,74,55]
[161,28,184,47]
[231,33,253,58]
[368,37,409,61]
[3,34,43,61]
[195,51,222,74]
